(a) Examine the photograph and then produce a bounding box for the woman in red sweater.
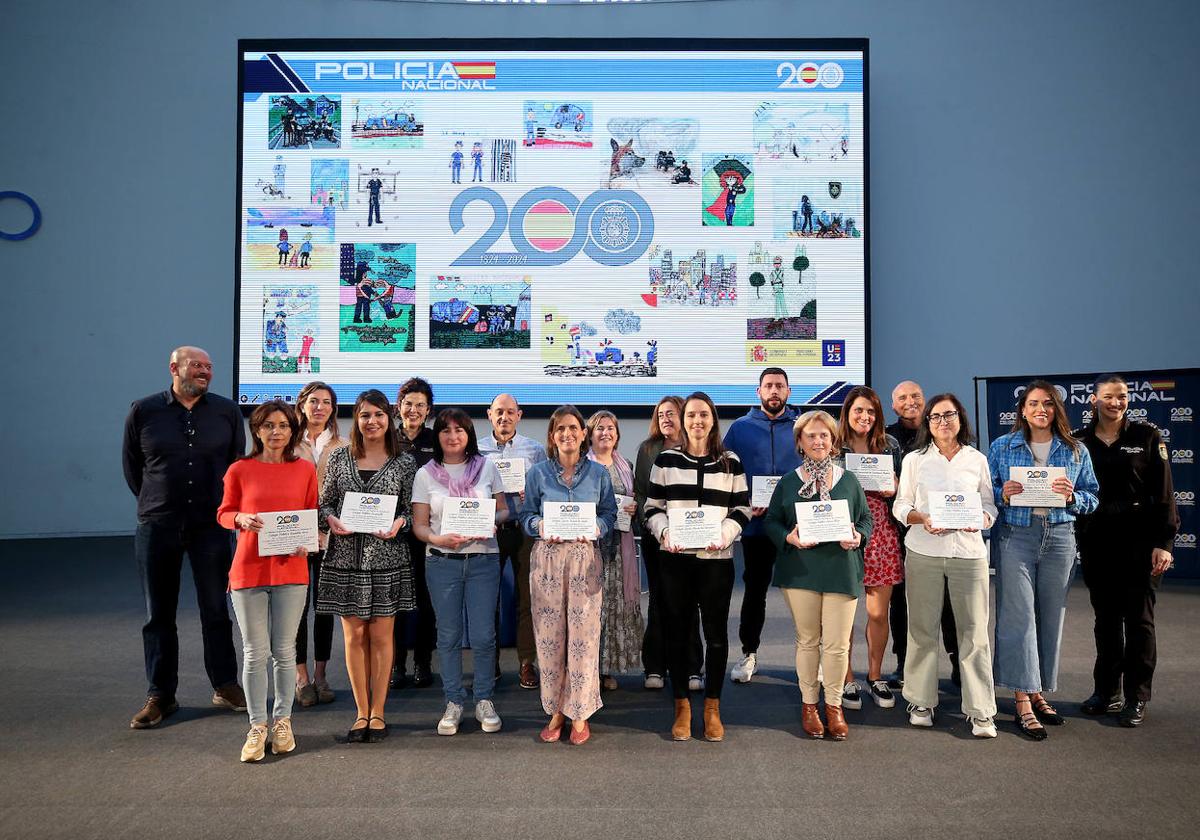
[217,401,318,762]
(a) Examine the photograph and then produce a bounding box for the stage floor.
[2,537,1197,839]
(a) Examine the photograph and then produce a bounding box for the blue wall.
[2,0,1198,537]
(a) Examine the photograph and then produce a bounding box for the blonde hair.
[793,410,839,449]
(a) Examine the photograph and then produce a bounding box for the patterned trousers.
[530,540,603,721]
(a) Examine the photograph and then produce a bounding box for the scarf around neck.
[426,455,487,498]
[798,455,836,501]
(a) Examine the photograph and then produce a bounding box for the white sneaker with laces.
[969,716,997,738]
[841,681,863,710]
[869,680,896,709]
[688,675,704,692]
[731,653,757,684]
[437,701,464,736]
[907,703,934,727]
[240,723,268,762]
[644,673,665,690]
[475,700,502,733]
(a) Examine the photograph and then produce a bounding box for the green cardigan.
[765,468,873,597]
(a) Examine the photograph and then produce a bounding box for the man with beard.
[123,347,247,728]
[479,393,547,689]
[885,380,960,689]
[723,368,802,683]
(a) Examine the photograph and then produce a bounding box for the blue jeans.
[230,585,309,725]
[993,519,1076,693]
[134,521,238,699]
[426,551,501,705]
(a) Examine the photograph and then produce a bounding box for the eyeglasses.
[928,410,959,425]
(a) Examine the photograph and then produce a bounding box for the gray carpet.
[1,536,1197,839]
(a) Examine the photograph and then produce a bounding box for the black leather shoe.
[412,663,434,688]
[1081,693,1123,716]
[1119,700,1147,728]
[389,667,407,690]
[348,717,370,743]
[367,716,389,742]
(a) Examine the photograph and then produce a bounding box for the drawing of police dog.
[609,138,646,185]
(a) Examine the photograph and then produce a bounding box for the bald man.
[479,393,547,688]
[884,380,960,690]
[123,346,247,728]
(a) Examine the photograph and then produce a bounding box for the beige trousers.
[781,587,858,706]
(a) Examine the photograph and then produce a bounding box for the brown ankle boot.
[826,704,848,741]
[703,698,724,742]
[672,699,692,741]
[801,702,825,738]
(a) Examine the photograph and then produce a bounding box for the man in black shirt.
[122,346,247,729]
[884,380,960,690]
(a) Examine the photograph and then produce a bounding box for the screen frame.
[235,37,871,416]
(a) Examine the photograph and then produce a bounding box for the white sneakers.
[644,673,665,690]
[475,700,503,733]
[438,702,464,736]
[731,653,757,684]
[969,716,997,738]
[688,675,704,692]
[240,723,268,762]
[868,680,896,709]
[841,681,863,710]
[270,717,296,754]
[907,703,934,727]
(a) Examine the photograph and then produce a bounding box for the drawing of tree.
[793,254,810,285]
[749,272,765,298]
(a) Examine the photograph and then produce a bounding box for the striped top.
[643,448,752,560]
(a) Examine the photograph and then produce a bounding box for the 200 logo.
[450,187,654,267]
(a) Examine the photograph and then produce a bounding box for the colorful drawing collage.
[238,52,865,398]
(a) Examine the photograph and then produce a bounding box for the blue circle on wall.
[0,192,42,241]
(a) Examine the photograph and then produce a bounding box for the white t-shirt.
[412,459,504,554]
[1030,439,1052,516]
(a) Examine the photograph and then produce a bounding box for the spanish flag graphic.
[452,61,497,79]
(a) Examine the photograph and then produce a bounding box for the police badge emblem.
[828,181,842,199]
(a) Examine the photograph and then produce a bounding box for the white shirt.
[302,427,334,466]
[893,444,997,559]
[412,460,504,554]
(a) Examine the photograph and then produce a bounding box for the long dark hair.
[350,389,399,458]
[1013,379,1081,455]
[916,392,974,451]
[647,395,684,442]
[836,385,887,453]
[296,380,340,440]
[682,391,731,468]
[431,407,480,464]
[246,400,301,461]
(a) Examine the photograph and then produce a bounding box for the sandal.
[348,716,369,744]
[1031,696,1065,726]
[1014,699,1047,741]
[367,715,389,742]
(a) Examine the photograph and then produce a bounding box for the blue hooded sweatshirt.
[723,406,801,537]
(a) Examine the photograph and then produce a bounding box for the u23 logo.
[449,187,654,267]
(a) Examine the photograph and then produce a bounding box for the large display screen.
[236,39,868,407]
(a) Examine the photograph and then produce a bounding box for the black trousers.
[890,576,958,676]
[640,532,702,677]
[496,524,536,664]
[296,550,334,664]
[1080,544,1158,702]
[134,521,239,700]
[737,534,778,656]
[660,554,735,700]
[394,538,435,671]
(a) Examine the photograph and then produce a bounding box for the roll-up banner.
[979,369,1198,580]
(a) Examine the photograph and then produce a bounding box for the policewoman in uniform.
[1075,374,1179,728]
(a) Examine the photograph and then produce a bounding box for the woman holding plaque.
[765,410,871,740]
[644,392,751,742]
[294,381,347,708]
[988,381,1099,740]
[217,401,318,762]
[411,408,508,736]
[892,393,999,738]
[835,386,904,711]
[519,405,618,746]
[634,395,702,692]
[586,410,645,690]
[317,389,416,744]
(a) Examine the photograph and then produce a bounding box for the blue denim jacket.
[988,431,1099,527]
[519,457,617,540]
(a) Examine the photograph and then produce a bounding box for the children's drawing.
[745,241,817,341]
[262,286,320,374]
[643,245,738,308]
[523,101,593,148]
[605,118,700,187]
[440,132,518,184]
[541,307,657,378]
[774,177,863,238]
[268,95,340,149]
[429,277,532,349]
[338,243,416,352]
[349,99,423,149]
[703,155,754,227]
[244,207,335,271]
[753,102,852,162]
[310,159,349,209]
